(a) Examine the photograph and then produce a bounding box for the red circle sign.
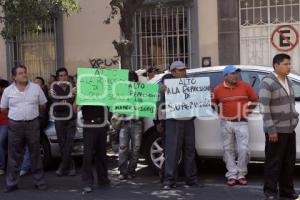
[271,25,299,52]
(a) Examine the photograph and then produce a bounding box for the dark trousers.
[54,119,76,172]
[264,132,296,197]
[6,119,45,187]
[163,119,197,186]
[81,125,109,187]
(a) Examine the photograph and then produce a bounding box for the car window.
[240,71,269,94]
[188,72,223,89]
[292,80,300,101]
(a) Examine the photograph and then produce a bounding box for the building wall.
[63,0,220,72]
[198,0,219,66]
[217,0,240,65]
[0,35,7,79]
[1,0,222,78]
[0,9,7,79]
[63,0,120,75]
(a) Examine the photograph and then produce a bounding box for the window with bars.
[6,20,57,81]
[239,0,300,69]
[240,0,300,26]
[132,6,191,71]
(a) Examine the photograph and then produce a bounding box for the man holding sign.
[161,61,198,190]
[116,71,143,180]
[213,65,258,186]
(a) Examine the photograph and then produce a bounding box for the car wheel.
[144,129,165,173]
[144,129,183,173]
[40,136,52,169]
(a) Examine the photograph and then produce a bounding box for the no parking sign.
[271,25,299,52]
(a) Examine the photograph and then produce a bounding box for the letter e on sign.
[271,25,299,52]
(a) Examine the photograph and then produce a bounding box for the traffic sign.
[271,25,299,52]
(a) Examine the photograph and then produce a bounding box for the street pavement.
[0,156,300,200]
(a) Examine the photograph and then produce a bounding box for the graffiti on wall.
[89,56,120,68]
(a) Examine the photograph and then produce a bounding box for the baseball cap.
[223,65,241,76]
[169,61,187,71]
[146,66,160,73]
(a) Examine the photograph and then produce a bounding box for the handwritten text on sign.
[110,82,159,118]
[76,68,129,106]
[165,77,212,119]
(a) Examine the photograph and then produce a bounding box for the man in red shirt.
[213,65,258,186]
[0,79,9,175]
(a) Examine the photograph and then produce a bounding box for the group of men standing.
[0,66,82,192]
[214,54,299,200]
[0,65,145,194]
[0,53,298,200]
[158,54,298,200]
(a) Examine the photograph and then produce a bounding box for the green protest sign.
[110,82,159,118]
[76,68,159,118]
[76,68,129,106]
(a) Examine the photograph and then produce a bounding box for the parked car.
[40,114,84,168]
[41,110,113,168]
[140,65,300,171]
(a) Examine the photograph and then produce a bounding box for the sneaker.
[163,185,171,190]
[0,169,5,175]
[68,160,76,176]
[279,193,299,199]
[68,169,76,176]
[4,185,18,193]
[20,170,29,177]
[56,168,67,176]
[55,170,65,176]
[56,164,66,176]
[227,179,237,186]
[185,182,198,188]
[82,186,92,193]
[35,183,48,191]
[127,174,136,180]
[118,174,127,180]
[238,178,248,185]
[264,194,277,200]
[162,184,176,190]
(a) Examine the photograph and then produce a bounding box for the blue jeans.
[0,125,8,170]
[118,120,142,175]
[21,146,31,171]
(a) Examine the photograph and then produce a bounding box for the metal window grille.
[132,6,191,71]
[6,20,57,81]
[239,0,300,71]
[240,0,300,26]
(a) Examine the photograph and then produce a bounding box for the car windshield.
[188,72,223,89]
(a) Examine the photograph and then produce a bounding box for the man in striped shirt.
[259,53,299,200]
[213,65,258,186]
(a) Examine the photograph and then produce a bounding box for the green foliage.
[0,0,79,39]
